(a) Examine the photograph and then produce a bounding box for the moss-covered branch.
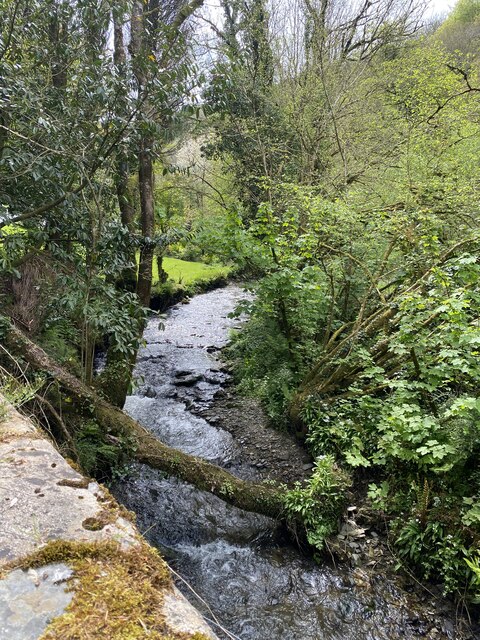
[3,322,284,520]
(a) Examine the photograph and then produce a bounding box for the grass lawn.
[153,257,231,285]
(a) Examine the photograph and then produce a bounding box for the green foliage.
[304,255,480,467]
[0,0,203,383]
[43,271,147,386]
[296,253,480,598]
[225,34,480,598]
[2,0,480,608]
[227,183,374,422]
[229,318,295,422]
[449,0,480,23]
[391,482,480,601]
[284,456,351,550]
[227,262,329,423]
[39,324,82,376]
[75,419,136,481]
[465,553,480,603]
[394,517,472,596]
[190,208,269,274]
[0,370,45,410]
[202,0,301,218]
[367,481,391,511]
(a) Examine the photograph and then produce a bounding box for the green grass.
[153,257,230,285]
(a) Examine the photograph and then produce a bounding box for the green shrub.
[297,254,480,600]
[284,455,351,551]
[39,324,82,376]
[227,265,329,425]
[75,420,136,481]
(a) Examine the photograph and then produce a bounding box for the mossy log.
[4,323,284,520]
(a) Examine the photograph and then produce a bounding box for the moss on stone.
[3,540,210,640]
[64,458,84,474]
[81,511,116,531]
[56,477,90,489]
[96,484,137,524]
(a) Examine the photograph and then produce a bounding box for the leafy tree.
[218,5,480,598]
[436,0,480,52]
[0,0,205,387]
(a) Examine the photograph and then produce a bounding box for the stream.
[111,285,454,640]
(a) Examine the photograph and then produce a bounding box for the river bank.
[191,310,478,640]
[111,285,476,640]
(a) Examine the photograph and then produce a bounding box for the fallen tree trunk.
[3,323,284,520]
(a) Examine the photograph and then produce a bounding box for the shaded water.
[112,286,439,640]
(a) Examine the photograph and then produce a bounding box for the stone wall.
[0,399,219,640]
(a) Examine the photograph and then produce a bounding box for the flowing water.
[112,285,449,640]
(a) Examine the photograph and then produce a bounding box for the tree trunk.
[129,0,205,307]
[4,322,284,520]
[115,160,137,292]
[129,0,155,309]
[48,1,68,90]
[113,8,137,292]
[136,138,155,307]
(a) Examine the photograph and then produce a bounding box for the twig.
[168,565,242,640]
[34,393,78,457]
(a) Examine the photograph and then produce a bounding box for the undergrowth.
[74,418,137,481]
[230,252,480,605]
